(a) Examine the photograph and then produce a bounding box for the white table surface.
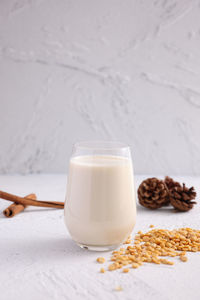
[0,175,200,300]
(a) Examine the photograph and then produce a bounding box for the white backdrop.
[0,0,200,175]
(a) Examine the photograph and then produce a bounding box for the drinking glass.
[64,141,136,251]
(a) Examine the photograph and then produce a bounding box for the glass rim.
[73,140,130,150]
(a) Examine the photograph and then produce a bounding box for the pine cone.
[138,178,169,209]
[164,176,181,191]
[169,183,197,212]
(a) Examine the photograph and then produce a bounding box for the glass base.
[77,243,120,252]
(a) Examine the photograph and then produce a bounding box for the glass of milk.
[64,141,136,251]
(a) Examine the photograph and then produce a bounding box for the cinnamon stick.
[0,190,64,209]
[3,193,37,218]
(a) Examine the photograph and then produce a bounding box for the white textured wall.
[0,0,200,175]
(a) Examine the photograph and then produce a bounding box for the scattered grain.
[180,256,188,262]
[132,263,139,268]
[97,227,200,273]
[123,268,130,273]
[97,257,105,264]
[115,286,123,291]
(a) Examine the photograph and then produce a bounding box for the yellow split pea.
[100,268,105,273]
[97,257,105,264]
[102,227,200,273]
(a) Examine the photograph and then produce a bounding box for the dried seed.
[132,263,139,268]
[115,285,123,291]
[123,268,130,273]
[180,256,188,262]
[97,227,200,273]
[100,268,105,273]
[97,257,105,264]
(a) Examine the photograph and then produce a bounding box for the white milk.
[64,155,136,247]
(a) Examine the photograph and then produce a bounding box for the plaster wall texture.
[0,0,200,175]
